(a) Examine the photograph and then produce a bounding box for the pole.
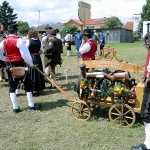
[38,10,40,26]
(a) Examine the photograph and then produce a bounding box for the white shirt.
[79,39,92,55]
[65,34,72,41]
[147,60,150,73]
[0,34,33,67]
[56,33,61,39]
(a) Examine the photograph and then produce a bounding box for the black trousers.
[140,80,150,123]
[6,61,33,93]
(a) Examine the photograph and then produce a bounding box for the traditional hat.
[82,29,93,35]
[0,30,3,34]
[7,23,18,31]
[56,29,59,33]
[45,25,53,29]
[49,29,56,35]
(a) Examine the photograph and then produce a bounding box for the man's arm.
[0,41,6,61]
[79,42,91,55]
[145,60,150,87]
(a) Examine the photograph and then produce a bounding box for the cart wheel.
[71,100,91,121]
[109,103,136,127]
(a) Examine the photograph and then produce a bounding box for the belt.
[31,53,40,55]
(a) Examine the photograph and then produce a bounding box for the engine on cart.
[74,67,136,103]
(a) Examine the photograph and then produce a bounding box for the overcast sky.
[0,0,147,27]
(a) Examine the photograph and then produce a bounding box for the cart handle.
[34,66,76,102]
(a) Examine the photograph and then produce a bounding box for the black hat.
[49,29,56,35]
[7,23,18,31]
[56,29,59,33]
[0,30,3,34]
[45,25,53,29]
[82,29,93,36]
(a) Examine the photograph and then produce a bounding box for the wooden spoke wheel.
[109,104,136,127]
[71,100,91,121]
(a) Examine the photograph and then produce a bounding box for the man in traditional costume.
[79,29,97,60]
[0,23,41,113]
[131,31,150,150]
[65,31,72,56]
[43,29,62,88]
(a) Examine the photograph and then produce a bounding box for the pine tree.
[141,0,150,21]
[0,1,18,30]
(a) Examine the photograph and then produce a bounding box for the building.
[65,18,107,30]
[35,22,65,34]
[35,17,133,43]
[133,14,141,32]
[124,22,133,31]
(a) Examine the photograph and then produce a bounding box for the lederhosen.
[4,36,33,93]
[65,34,71,50]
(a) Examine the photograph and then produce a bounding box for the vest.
[4,36,23,62]
[144,50,150,77]
[82,39,97,60]
[29,38,41,53]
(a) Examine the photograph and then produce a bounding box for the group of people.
[0,23,62,113]
[0,27,103,114]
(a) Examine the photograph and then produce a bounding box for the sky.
[0,0,147,27]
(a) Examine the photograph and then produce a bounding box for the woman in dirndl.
[26,29,45,96]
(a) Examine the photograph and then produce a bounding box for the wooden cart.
[75,46,145,127]
[36,46,145,127]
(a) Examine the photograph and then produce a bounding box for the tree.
[141,0,150,21]
[105,16,123,28]
[137,0,150,37]
[0,0,18,30]
[17,21,30,35]
[60,25,78,37]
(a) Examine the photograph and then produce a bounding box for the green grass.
[0,42,147,150]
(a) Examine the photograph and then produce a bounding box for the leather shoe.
[131,144,150,150]
[28,103,41,110]
[13,108,21,113]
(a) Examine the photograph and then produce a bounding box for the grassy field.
[0,41,147,150]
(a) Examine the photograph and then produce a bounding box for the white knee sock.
[15,89,19,95]
[0,68,2,81]
[26,92,34,107]
[144,122,150,149]
[67,50,71,56]
[3,67,8,79]
[45,67,50,76]
[51,77,56,87]
[9,93,19,109]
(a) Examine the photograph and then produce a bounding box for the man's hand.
[30,65,36,69]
